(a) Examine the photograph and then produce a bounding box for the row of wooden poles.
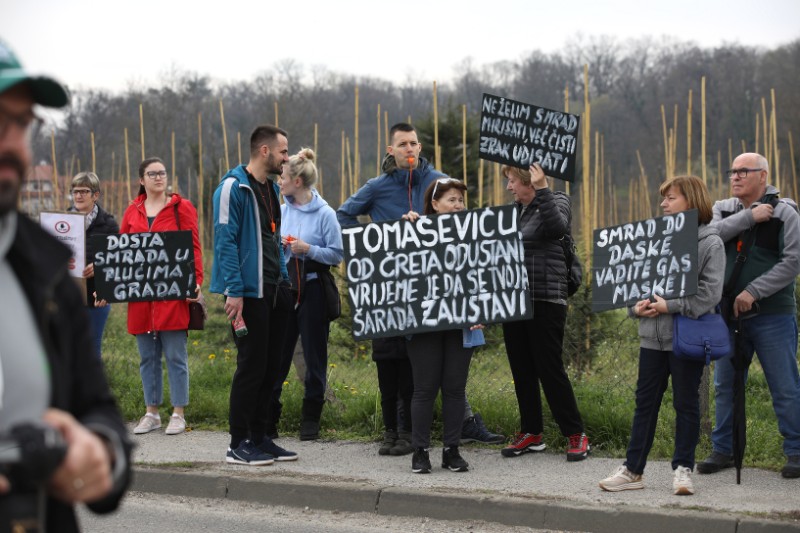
[37,68,799,268]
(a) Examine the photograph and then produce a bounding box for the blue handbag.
[672,307,731,365]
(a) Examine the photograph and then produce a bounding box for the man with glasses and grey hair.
[698,152,800,479]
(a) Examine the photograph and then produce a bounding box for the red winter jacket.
[120,193,204,334]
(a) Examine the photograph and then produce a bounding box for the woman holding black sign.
[68,171,119,359]
[598,175,724,496]
[501,163,590,462]
[267,148,343,441]
[120,157,203,436]
[403,177,485,474]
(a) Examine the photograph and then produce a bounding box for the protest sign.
[40,211,86,277]
[479,93,580,182]
[591,210,699,312]
[342,205,531,341]
[91,231,196,303]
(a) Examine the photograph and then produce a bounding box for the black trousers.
[407,329,472,448]
[228,284,291,446]
[375,357,413,433]
[273,279,330,407]
[502,300,584,437]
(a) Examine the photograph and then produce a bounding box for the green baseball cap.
[0,38,68,108]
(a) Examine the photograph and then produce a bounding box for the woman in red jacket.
[121,157,203,436]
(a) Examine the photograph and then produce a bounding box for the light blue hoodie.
[281,190,343,266]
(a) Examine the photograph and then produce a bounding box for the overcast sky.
[3,0,799,95]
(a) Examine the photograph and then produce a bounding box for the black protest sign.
[342,205,531,341]
[479,93,580,182]
[91,231,196,303]
[591,210,699,313]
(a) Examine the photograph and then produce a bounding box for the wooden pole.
[197,113,204,249]
[593,130,599,230]
[755,113,760,154]
[376,104,381,178]
[701,76,707,184]
[50,132,60,211]
[661,105,669,177]
[672,104,678,175]
[139,103,145,161]
[771,89,780,191]
[314,123,321,195]
[761,98,769,162]
[124,128,131,201]
[90,131,96,174]
[462,104,468,206]
[789,131,798,202]
[582,64,592,262]
[728,138,733,169]
[354,86,360,189]
[384,111,389,151]
[346,136,353,196]
[171,132,176,194]
[478,159,484,208]
[687,89,693,175]
[237,132,242,165]
[340,130,346,206]
[274,101,279,127]
[219,99,230,171]
[433,81,440,170]
[564,83,571,196]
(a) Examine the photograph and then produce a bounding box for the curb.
[131,468,800,532]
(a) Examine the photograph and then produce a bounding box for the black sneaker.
[258,438,299,461]
[411,448,431,474]
[696,451,734,474]
[442,446,469,472]
[460,413,505,445]
[378,430,397,456]
[781,455,800,479]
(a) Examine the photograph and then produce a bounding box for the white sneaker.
[599,465,644,492]
[673,466,695,495]
[134,413,161,434]
[165,413,186,435]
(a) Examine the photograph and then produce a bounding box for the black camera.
[0,423,67,533]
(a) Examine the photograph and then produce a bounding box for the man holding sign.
[337,123,504,451]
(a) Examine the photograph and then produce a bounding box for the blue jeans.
[625,348,705,474]
[136,330,189,408]
[711,314,800,457]
[87,305,110,359]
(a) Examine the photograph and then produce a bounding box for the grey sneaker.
[165,413,186,435]
[696,451,734,474]
[133,413,161,434]
[673,466,695,495]
[781,455,800,479]
[599,466,644,492]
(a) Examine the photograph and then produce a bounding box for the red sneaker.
[501,432,546,457]
[567,433,590,462]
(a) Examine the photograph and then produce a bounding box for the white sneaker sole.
[226,455,274,466]
[133,424,161,434]
[599,480,644,492]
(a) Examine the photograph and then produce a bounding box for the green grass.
[101,279,789,470]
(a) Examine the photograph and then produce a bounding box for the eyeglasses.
[431,177,460,198]
[0,102,44,140]
[726,167,762,180]
[145,170,168,179]
[71,189,94,196]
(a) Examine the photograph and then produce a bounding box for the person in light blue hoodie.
[269,148,343,441]
[402,177,485,474]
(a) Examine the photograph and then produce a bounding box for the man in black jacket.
[0,38,131,531]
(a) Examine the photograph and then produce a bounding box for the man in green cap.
[0,38,131,532]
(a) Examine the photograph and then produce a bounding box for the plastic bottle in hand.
[232,317,248,337]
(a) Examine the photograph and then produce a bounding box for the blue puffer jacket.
[336,155,444,225]
[211,165,288,298]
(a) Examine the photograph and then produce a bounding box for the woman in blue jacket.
[269,148,343,440]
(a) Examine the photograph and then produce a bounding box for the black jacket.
[515,188,571,304]
[7,214,132,533]
[69,204,119,305]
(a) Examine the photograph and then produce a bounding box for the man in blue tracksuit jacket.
[337,122,505,451]
[211,125,298,465]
